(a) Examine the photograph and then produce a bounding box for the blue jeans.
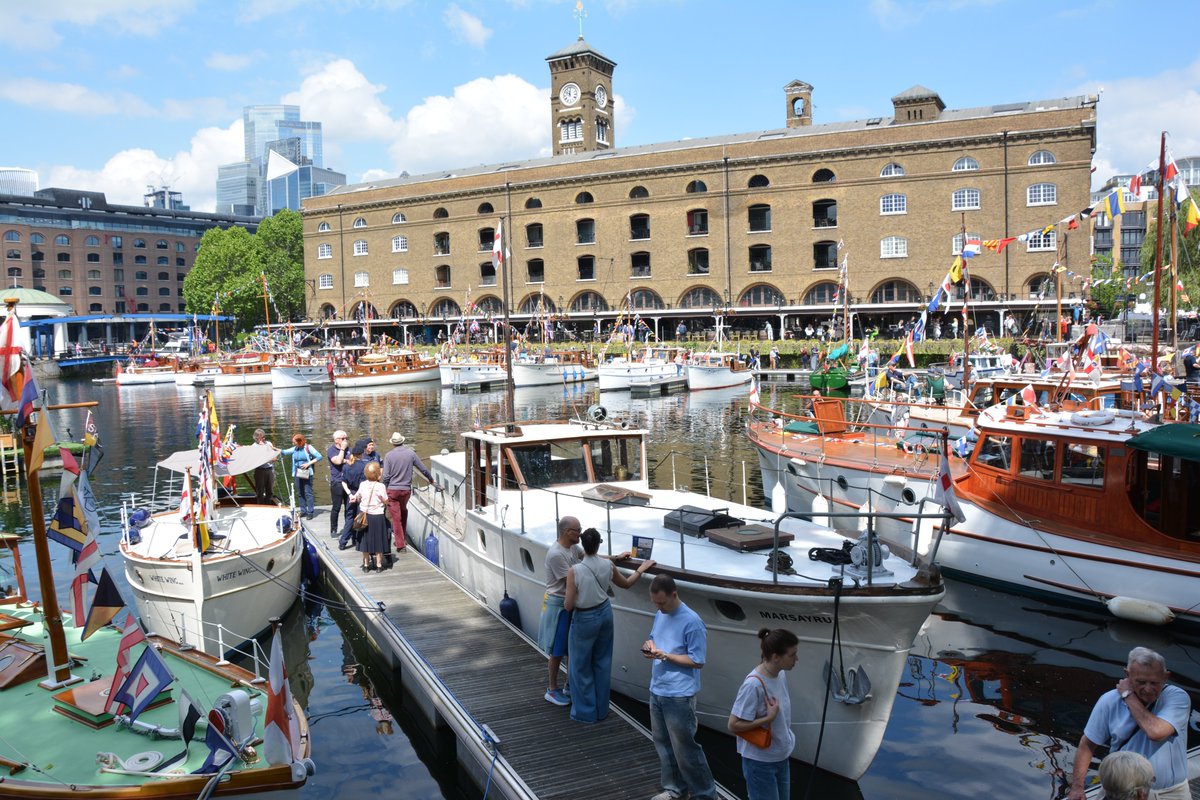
[742,757,789,800]
[337,501,360,549]
[649,693,715,800]
[295,476,314,516]
[567,602,613,723]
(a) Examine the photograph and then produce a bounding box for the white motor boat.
[685,351,753,391]
[597,346,687,391]
[334,351,439,388]
[115,359,177,386]
[121,442,304,657]
[407,410,944,780]
[438,349,507,388]
[272,353,331,389]
[511,348,598,388]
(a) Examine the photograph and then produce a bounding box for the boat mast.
[501,182,516,422]
[1151,132,1167,374]
[960,213,971,388]
[1169,187,1179,351]
[260,273,272,330]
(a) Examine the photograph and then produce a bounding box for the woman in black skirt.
[351,462,389,571]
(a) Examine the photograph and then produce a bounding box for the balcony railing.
[813,218,837,228]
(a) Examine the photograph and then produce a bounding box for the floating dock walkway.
[629,375,688,398]
[305,515,736,800]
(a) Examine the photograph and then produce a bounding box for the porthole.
[521,548,534,573]
[900,488,917,505]
[266,558,276,572]
[478,529,487,551]
[836,475,849,491]
[713,599,746,621]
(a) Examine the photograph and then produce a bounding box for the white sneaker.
[650,791,687,800]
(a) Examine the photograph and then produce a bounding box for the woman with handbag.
[727,628,799,800]
[350,462,388,572]
[280,433,323,519]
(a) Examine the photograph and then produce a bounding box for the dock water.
[305,509,735,800]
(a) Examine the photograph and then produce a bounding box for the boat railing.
[146,604,273,679]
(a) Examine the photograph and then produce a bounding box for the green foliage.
[1087,254,1122,319]
[1137,193,1200,310]
[182,209,305,330]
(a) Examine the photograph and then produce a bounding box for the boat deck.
[306,512,736,800]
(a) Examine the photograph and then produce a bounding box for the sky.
[2,0,1198,213]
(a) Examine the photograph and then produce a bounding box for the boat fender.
[770,479,788,514]
[1106,596,1176,626]
[423,530,440,566]
[499,590,522,629]
[1071,409,1116,426]
[301,538,321,583]
[810,493,830,525]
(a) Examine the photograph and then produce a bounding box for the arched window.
[56,253,70,262]
[133,238,146,248]
[85,235,100,246]
[951,232,982,255]
[952,188,981,211]
[687,248,709,275]
[317,222,332,232]
[952,277,996,302]
[392,268,409,285]
[575,191,594,204]
[749,244,772,272]
[353,239,368,256]
[3,231,19,242]
[392,235,408,253]
[570,291,609,312]
[1027,273,1054,298]
[391,212,406,224]
[434,265,451,288]
[630,214,650,240]
[806,283,835,304]
[5,267,19,277]
[87,269,101,279]
[135,270,147,280]
[320,303,337,319]
[870,280,920,303]
[157,257,168,265]
[4,250,18,260]
[1028,150,1056,166]
[813,199,837,228]
[1027,183,1057,206]
[518,294,557,314]
[880,162,905,177]
[629,186,649,199]
[175,242,184,252]
[155,239,168,249]
[55,234,70,246]
[748,174,770,188]
[630,289,664,310]
[352,217,367,228]
[433,207,449,219]
[525,197,542,209]
[812,168,836,183]
[560,118,583,143]
[29,233,44,244]
[953,156,980,172]
[157,271,169,280]
[477,202,494,214]
[685,180,707,194]
[90,303,103,312]
[86,253,100,263]
[476,295,504,316]
[430,298,460,317]
[135,255,147,264]
[389,300,417,318]
[318,274,334,289]
[880,236,908,258]
[880,194,906,215]
[679,286,722,309]
[738,284,784,307]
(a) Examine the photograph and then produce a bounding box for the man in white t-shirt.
[537,516,583,706]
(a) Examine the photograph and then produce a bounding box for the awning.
[156,444,279,477]
[1124,424,1200,461]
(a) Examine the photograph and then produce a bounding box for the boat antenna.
[500,181,516,429]
[1150,131,1168,372]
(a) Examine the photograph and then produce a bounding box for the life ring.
[1071,408,1116,427]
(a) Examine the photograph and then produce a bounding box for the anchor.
[824,660,872,705]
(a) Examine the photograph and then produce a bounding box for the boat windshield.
[501,435,642,489]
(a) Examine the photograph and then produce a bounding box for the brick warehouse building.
[301,37,1098,341]
[1,187,258,316]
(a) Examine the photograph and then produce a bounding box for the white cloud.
[282,59,401,143]
[443,4,492,48]
[205,50,264,71]
[0,78,155,116]
[237,0,413,23]
[388,74,550,175]
[1081,57,1200,189]
[44,120,244,212]
[0,0,195,50]
[108,65,140,81]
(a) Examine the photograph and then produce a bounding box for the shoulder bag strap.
[752,673,773,709]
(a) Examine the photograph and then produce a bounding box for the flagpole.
[960,214,971,389]
[501,182,516,423]
[1169,193,1179,351]
[1151,132,1167,376]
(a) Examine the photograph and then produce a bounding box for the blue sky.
[2,0,1197,212]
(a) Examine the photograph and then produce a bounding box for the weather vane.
[574,0,586,38]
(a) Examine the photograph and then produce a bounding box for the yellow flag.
[27,412,55,475]
[949,256,963,284]
[1186,197,1199,234]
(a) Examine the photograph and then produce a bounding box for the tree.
[182,209,305,331]
[1087,254,1122,320]
[1137,191,1200,311]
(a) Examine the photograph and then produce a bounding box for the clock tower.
[547,37,616,156]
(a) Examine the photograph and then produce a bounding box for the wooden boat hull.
[334,363,439,388]
[116,367,176,386]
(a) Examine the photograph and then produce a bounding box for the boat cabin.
[463,423,647,511]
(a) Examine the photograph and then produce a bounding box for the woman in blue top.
[280,433,322,519]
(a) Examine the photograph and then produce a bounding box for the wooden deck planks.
[312,514,687,800]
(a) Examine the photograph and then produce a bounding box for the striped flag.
[105,614,147,713]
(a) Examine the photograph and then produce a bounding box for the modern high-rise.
[216,105,338,216]
[265,150,346,216]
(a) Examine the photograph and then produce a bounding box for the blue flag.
[193,709,239,774]
[112,644,175,722]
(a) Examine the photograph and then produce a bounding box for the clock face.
[559,82,581,106]
[595,85,608,109]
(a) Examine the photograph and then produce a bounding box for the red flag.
[105,615,146,713]
[932,452,966,523]
[263,625,300,766]
[0,308,25,403]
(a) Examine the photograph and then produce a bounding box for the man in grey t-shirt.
[537,516,582,706]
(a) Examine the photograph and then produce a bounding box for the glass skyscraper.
[216,105,333,216]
